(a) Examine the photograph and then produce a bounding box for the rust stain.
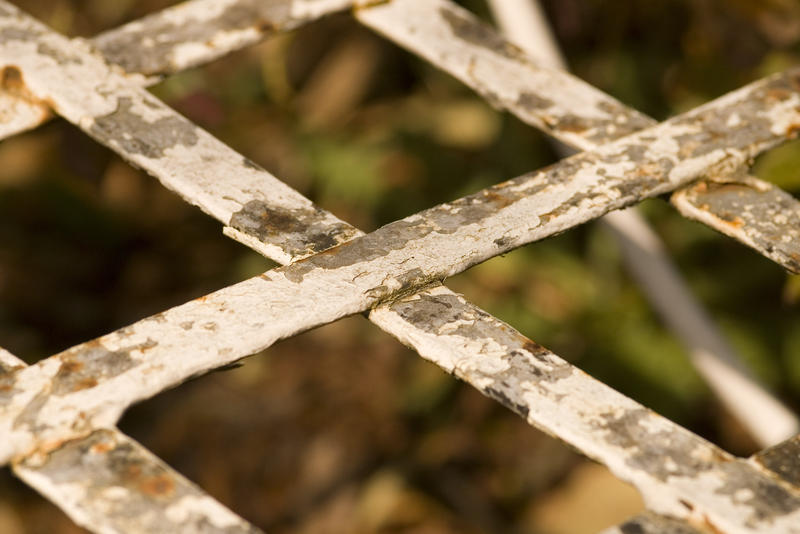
[481,189,515,209]
[696,182,750,197]
[786,123,800,139]
[522,339,549,357]
[19,431,97,464]
[715,214,745,229]
[90,440,115,455]
[59,359,84,374]
[137,338,159,353]
[687,513,726,534]
[138,473,176,497]
[73,378,98,391]
[142,363,165,374]
[0,65,54,118]
[1,65,23,92]
[765,88,792,102]
[254,19,276,34]
[557,116,589,134]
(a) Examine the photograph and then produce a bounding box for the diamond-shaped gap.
[0,116,274,362]
[117,314,645,533]
[4,0,800,532]
[107,10,648,533]
[443,191,799,457]
[12,0,177,38]
[0,466,78,534]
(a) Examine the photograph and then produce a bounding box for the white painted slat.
[1,0,798,458]
[91,0,360,78]
[2,3,800,532]
[597,511,705,534]
[1,8,800,524]
[0,347,25,373]
[356,0,800,273]
[15,429,264,534]
[0,346,262,534]
[485,0,798,447]
[0,0,797,274]
[2,6,798,455]
[0,2,363,264]
[0,0,358,140]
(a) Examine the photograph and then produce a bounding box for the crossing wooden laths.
[1,1,799,533]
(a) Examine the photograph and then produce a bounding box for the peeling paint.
[0,0,356,140]
[91,0,359,77]
[2,2,800,533]
[91,96,199,158]
[600,512,705,534]
[439,6,528,63]
[228,199,358,260]
[357,0,800,273]
[14,429,263,533]
[595,408,732,482]
[673,178,800,273]
[52,340,141,395]
[752,437,800,487]
[3,14,800,473]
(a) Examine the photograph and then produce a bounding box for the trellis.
[1,0,800,532]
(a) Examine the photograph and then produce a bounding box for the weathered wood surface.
[1,348,262,534]
[16,429,264,534]
[91,0,364,78]
[2,1,800,532]
[0,0,358,139]
[486,0,797,447]
[2,0,799,451]
[2,3,800,530]
[0,0,798,272]
[752,435,800,488]
[598,511,705,534]
[357,0,800,273]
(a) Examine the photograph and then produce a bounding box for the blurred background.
[2,0,800,532]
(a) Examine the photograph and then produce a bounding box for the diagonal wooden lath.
[0,1,799,533]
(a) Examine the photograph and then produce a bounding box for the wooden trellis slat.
[357,0,800,274]
[2,3,800,530]
[2,8,798,458]
[602,435,800,534]
[1,1,800,533]
[15,429,264,534]
[364,0,800,448]
[0,0,358,140]
[0,0,798,274]
[90,0,361,79]
[0,0,788,451]
[0,347,262,534]
[599,511,705,534]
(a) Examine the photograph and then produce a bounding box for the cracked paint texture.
[92,0,358,77]
[0,0,797,273]
[3,1,800,533]
[357,0,800,273]
[0,345,260,534]
[15,429,263,534]
[0,0,358,138]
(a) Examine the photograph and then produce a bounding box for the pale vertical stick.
[486,0,799,447]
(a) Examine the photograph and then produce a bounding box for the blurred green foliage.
[2,0,800,532]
